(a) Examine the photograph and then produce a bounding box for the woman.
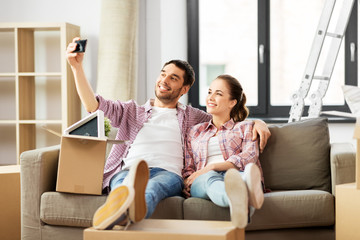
[182,74,265,228]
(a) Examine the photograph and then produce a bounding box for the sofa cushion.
[260,118,331,192]
[40,192,184,227]
[40,192,106,227]
[183,190,334,230]
[247,190,334,230]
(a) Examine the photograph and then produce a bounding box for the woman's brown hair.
[216,74,249,122]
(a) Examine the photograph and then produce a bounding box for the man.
[66,38,271,230]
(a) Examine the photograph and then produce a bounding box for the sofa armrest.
[330,142,356,195]
[20,145,60,239]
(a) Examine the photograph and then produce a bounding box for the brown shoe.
[123,159,149,223]
[92,185,134,230]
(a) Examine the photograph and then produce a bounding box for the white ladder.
[288,0,355,122]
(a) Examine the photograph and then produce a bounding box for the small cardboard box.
[56,135,108,195]
[56,110,124,195]
[336,183,360,240]
[0,165,21,240]
[83,219,244,240]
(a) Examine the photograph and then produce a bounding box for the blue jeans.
[110,168,183,218]
[190,170,247,207]
[190,170,253,222]
[190,170,230,207]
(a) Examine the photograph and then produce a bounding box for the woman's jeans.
[109,167,183,218]
[190,170,254,219]
[190,170,233,207]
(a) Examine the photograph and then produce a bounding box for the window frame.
[187,0,358,122]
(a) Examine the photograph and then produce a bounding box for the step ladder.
[288,0,355,122]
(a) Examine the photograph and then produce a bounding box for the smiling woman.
[205,75,249,129]
[183,73,264,229]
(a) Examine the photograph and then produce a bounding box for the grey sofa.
[20,118,356,240]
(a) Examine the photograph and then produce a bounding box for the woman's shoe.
[243,163,264,209]
[225,168,248,229]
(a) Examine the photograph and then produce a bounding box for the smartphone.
[73,39,87,53]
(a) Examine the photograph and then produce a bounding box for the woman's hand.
[252,119,271,153]
[182,169,207,199]
[185,168,209,187]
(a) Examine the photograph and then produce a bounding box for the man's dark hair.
[163,60,195,87]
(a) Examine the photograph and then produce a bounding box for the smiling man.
[66,38,271,230]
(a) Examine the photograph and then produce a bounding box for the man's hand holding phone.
[66,37,87,69]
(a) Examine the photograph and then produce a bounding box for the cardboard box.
[56,135,108,195]
[55,110,125,195]
[353,121,360,188]
[0,165,20,240]
[323,91,360,240]
[336,183,360,240]
[84,219,244,240]
[322,110,360,187]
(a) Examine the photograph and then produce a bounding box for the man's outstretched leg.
[92,185,134,230]
[93,159,149,229]
[126,160,149,222]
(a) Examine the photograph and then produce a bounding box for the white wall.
[0,0,356,146]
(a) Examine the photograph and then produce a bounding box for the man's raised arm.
[66,37,99,113]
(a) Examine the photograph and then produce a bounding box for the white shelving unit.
[0,22,81,165]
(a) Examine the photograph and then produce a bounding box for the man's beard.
[155,86,182,104]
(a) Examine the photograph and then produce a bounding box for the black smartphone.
[73,39,87,53]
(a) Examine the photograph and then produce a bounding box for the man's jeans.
[110,167,183,218]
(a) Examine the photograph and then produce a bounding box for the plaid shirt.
[96,95,211,190]
[183,119,264,184]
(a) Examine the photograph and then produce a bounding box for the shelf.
[0,73,16,77]
[0,76,16,120]
[19,120,63,124]
[0,22,81,164]
[0,120,17,124]
[34,30,61,73]
[19,76,62,121]
[0,22,79,30]
[0,124,17,165]
[18,72,62,76]
[0,30,15,73]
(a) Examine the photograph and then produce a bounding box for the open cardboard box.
[83,219,244,240]
[47,110,125,195]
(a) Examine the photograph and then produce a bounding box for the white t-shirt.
[206,136,225,166]
[122,106,183,176]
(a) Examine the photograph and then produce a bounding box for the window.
[187,0,358,121]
